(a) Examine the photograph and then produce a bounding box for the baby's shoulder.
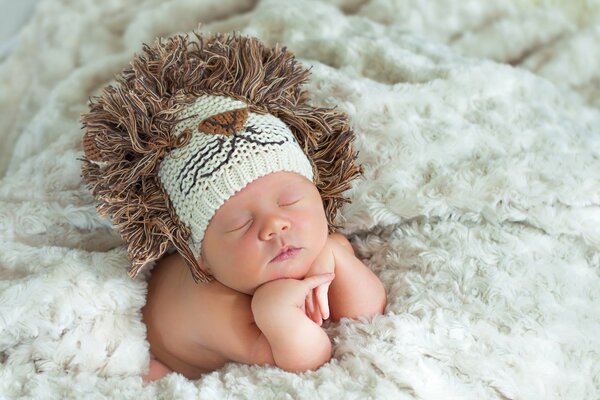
[196,280,252,306]
[189,280,255,326]
[188,282,259,350]
[145,257,258,374]
[147,255,254,343]
[184,281,271,367]
[328,232,355,256]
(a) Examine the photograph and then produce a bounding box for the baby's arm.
[327,235,387,321]
[251,274,335,372]
[304,234,386,322]
[182,276,333,374]
[183,281,276,368]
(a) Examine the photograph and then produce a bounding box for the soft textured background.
[1,0,599,399]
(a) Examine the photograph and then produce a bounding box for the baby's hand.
[252,273,335,330]
[304,239,336,325]
[251,274,335,371]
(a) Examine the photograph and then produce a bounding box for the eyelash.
[229,219,252,233]
[279,199,301,207]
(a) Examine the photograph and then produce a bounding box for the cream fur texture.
[1,0,599,398]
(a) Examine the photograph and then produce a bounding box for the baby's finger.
[305,291,321,324]
[306,291,314,315]
[304,298,312,321]
[315,283,331,320]
[312,289,323,326]
[303,273,335,291]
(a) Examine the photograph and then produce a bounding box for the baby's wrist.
[252,292,300,336]
[251,280,292,319]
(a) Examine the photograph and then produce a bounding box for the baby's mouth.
[270,246,302,263]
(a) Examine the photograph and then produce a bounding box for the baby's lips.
[270,246,302,263]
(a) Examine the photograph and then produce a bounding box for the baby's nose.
[259,215,290,240]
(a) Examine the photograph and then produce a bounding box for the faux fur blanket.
[1,0,600,398]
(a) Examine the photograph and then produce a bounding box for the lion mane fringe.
[80,31,362,283]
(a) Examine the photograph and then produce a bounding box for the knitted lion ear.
[80,31,362,283]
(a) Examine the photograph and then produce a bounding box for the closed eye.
[279,198,302,207]
[227,219,252,233]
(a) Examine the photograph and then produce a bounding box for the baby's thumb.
[304,273,335,290]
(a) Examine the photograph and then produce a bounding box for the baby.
[140,92,386,379]
[142,169,386,380]
[79,32,386,382]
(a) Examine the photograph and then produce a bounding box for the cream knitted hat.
[81,32,362,283]
[158,94,314,258]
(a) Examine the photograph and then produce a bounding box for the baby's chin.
[269,270,306,283]
[267,260,311,282]
[245,268,309,295]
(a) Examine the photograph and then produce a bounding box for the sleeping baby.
[80,32,386,381]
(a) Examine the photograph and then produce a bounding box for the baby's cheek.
[296,214,317,240]
[299,212,328,255]
[237,234,259,256]
[315,208,329,239]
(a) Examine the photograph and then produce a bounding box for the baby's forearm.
[260,307,331,371]
[251,290,331,372]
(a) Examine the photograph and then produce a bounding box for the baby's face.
[198,171,329,294]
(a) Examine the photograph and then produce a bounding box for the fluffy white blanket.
[1,0,600,398]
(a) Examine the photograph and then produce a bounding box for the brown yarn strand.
[80,31,362,283]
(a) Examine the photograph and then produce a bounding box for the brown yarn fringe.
[80,31,362,283]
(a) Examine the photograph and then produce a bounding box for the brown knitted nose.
[198,108,248,135]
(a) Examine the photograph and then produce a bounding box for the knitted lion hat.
[80,31,362,283]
